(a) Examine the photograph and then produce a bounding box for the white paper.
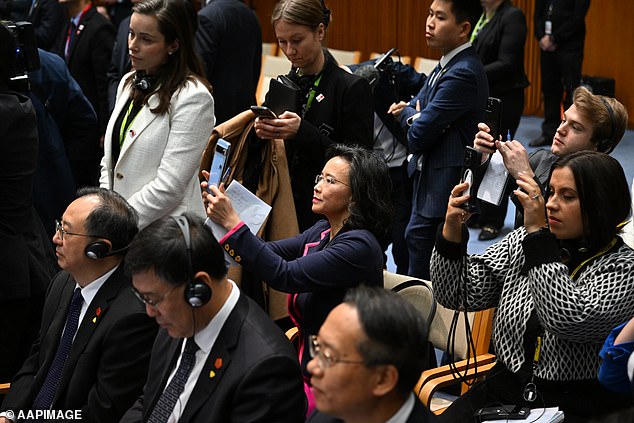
[483,407,563,423]
[477,151,509,205]
[204,181,272,264]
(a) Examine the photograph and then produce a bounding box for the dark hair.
[550,151,631,251]
[326,145,392,247]
[125,213,227,286]
[0,24,16,87]
[128,0,210,114]
[445,0,482,35]
[572,86,628,154]
[77,187,139,253]
[344,286,428,397]
[271,0,330,30]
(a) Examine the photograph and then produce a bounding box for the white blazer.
[100,74,215,228]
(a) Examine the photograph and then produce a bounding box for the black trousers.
[389,162,412,274]
[540,48,584,140]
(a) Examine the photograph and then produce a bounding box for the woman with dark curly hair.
[203,144,391,413]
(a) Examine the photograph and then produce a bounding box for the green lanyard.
[304,73,323,115]
[470,11,494,43]
[119,100,140,147]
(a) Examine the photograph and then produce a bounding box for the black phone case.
[485,97,503,141]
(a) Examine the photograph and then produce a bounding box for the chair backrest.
[256,54,292,105]
[369,52,411,65]
[384,271,435,340]
[413,56,438,76]
[262,42,277,56]
[383,271,493,361]
[327,48,362,65]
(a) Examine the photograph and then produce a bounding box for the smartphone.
[250,105,277,119]
[459,146,483,213]
[207,138,231,193]
[485,97,503,142]
[475,405,530,422]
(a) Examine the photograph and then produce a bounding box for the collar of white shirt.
[385,393,416,423]
[440,41,472,69]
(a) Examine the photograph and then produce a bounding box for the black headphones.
[85,241,129,259]
[133,70,156,92]
[172,216,212,308]
[597,97,617,153]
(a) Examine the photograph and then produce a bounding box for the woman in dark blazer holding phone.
[470,0,530,240]
[253,0,373,231]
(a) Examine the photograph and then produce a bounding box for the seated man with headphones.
[120,214,306,423]
[0,187,158,423]
[473,85,628,228]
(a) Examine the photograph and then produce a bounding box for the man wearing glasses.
[120,214,306,423]
[0,187,157,423]
[306,286,438,423]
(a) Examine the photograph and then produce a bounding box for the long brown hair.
[127,0,211,114]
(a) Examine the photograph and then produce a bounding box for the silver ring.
[531,194,540,200]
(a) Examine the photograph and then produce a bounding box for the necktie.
[147,338,199,423]
[65,20,77,61]
[32,287,83,410]
[427,63,443,90]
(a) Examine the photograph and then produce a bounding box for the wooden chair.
[383,271,496,415]
[255,54,292,105]
[413,56,439,76]
[0,382,10,394]
[369,52,411,65]
[327,48,362,65]
[262,42,277,56]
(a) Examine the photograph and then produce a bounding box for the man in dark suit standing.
[54,0,115,188]
[306,286,438,423]
[0,188,158,423]
[529,0,590,147]
[120,214,306,423]
[195,0,262,125]
[389,0,488,279]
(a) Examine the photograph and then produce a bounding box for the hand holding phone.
[459,146,483,213]
[207,138,231,194]
[250,105,277,119]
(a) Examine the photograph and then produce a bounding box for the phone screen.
[207,138,231,192]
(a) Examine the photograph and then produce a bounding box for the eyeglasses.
[131,284,178,307]
[314,174,349,187]
[308,335,365,369]
[55,220,97,241]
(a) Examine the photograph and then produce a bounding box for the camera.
[1,20,40,90]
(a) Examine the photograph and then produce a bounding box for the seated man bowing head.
[307,286,438,423]
[121,214,306,423]
[0,187,157,423]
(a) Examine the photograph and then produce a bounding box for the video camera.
[1,20,40,90]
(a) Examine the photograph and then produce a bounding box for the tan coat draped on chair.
[201,110,299,320]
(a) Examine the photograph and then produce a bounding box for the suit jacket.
[120,292,306,423]
[399,46,488,218]
[306,396,439,422]
[534,0,590,51]
[54,5,114,139]
[221,220,384,374]
[2,265,158,423]
[107,15,131,114]
[271,49,373,230]
[473,0,529,97]
[100,76,215,228]
[29,48,97,238]
[195,0,262,125]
